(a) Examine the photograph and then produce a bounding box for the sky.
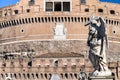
[0,0,120,8]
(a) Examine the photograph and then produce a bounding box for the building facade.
[0,0,120,80]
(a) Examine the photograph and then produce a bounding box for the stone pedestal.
[89,76,114,80]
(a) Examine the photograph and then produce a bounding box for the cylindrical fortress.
[0,0,120,80]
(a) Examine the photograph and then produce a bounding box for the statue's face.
[89,25,97,34]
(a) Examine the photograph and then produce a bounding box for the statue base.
[88,76,115,80]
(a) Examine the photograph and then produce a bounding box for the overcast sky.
[0,0,120,8]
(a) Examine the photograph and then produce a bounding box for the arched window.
[27,73,30,78]
[45,17,47,22]
[65,73,68,79]
[35,17,38,22]
[78,17,80,22]
[48,17,50,22]
[74,73,77,79]
[25,18,28,23]
[32,73,34,78]
[38,17,41,22]
[54,60,58,67]
[36,73,39,79]
[31,18,34,23]
[44,73,48,79]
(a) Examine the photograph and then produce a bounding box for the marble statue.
[85,15,111,76]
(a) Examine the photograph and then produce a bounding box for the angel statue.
[85,15,112,76]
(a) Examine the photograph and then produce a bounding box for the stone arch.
[11,20,14,26]
[14,20,17,25]
[68,17,70,22]
[60,73,63,79]
[78,17,80,22]
[114,21,116,25]
[23,73,26,79]
[25,18,28,23]
[3,22,6,27]
[16,19,19,25]
[35,17,38,23]
[51,17,54,22]
[65,17,67,22]
[36,73,39,79]
[71,17,74,22]
[74,17,77,22]
[70,73,73,79]
[40,73,43,79]
[18,73,21,79]
[58,17,61,22]
[19,19,22,24]
[6,21,8,27]
[31,73,34,79]
[31,18,34,23]
[84,17,87,22]
[44,73,48,79]
[65,73,68,79]
[14,73,17,79]
[61,17,64,22]
[41,17,44,22]
[74,73,77,79]
[38,17,41,22]
[81,17,83,22]
[48,17,51,22]
[55,17,57,22]
[45,17,47,22]
[1,73,4,79]
[28,18,31,23]
[27,73,30,79]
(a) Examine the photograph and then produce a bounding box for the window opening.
[14,10,19,14]
[54,2,61,11]
[46,2,53,11]
[80,0,86,4]
[110,10,115,14]
[98,9,103,13]
[63,2,70,11]
[85,8,89,12]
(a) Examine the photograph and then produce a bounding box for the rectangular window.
[63,2,70,11]
[54,2,61,11]
[46,2,53,11]
[45,0,71,12]
[81,0,86,4]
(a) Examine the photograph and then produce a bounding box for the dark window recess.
[110,10,115,14]
[81,0,86,4]
[14,10,19,14]
[98,9,103,13]
[46,2,53,11]
[29,0,35,5]
[2,63,6,67]
[54,2,61,11]
[28,61,32,67]
[4,13,7,16]
[54,60,58,67]
[63,2,70,11]
[85,8,89,12]
[27,9,30,13]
